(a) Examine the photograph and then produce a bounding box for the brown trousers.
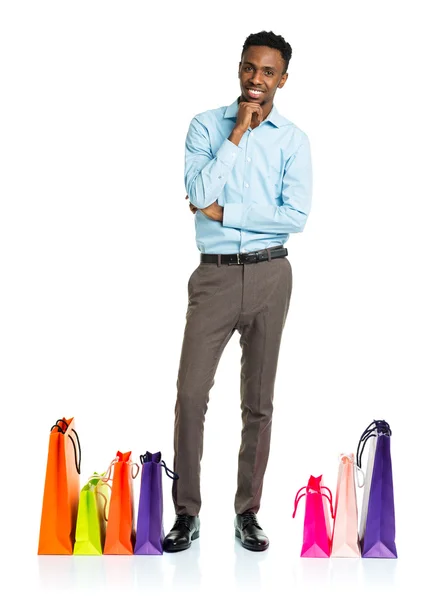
[172,249,293,516]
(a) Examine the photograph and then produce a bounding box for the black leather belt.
[200,245,287,265]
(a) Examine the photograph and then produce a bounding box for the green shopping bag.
[73,473,111,555]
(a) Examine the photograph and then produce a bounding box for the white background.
[1,0,433,598]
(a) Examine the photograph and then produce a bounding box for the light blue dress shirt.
[185,96,313,254]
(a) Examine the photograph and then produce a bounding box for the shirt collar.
[223,96,289,128]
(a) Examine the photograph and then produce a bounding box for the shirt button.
[244,183,249,188]
[231,152,236,157]
[247,157,251,162]
[251,132,254,137]
[218,175,222,179]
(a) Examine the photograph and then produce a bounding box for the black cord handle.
[50,418,81,474]
[160,460,179,480]
[139,451,179,480]
[356,419,391,468]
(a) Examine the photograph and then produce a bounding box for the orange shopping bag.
[38,417,81,554]
[103,451,139,555]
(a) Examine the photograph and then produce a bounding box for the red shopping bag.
[103,451,138,554]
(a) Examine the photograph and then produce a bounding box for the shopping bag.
[356,420,397,558]
[73,473,111,555]
[358,430,378,542]
[103,451,139,555]
[292,475,334,557]
[331,453,361,557]
[38,417,81,554]
[134,451,179,555]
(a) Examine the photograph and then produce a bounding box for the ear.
[278,72,288,89]
[238,61,241,78]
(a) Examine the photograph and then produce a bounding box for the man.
[163,30,312,553]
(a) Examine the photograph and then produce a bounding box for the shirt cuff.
[222,203,244,228]
[216,138,241,166]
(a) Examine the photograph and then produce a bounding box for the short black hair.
[242,30,292,74]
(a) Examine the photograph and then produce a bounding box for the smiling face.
[238,45,288,114]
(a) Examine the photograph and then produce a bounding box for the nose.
[250,70,264,87]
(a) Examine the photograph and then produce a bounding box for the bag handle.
[339,453,365,488]
[50,418,81,474]
[292,485,335,519]
[320,486,335,520]
[292,486,307,518]
[94,482,112,521]
[99,457,118,483]
[97,455,139,482]
[131,462,140,479]
[356,419,391,469]
[95,490,109,522]
[139,452,179,480]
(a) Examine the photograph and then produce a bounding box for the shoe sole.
[235,528,269,552]
[163,529,200,553]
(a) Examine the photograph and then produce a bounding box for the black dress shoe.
[235,511,269,552]
[162,515,200,552]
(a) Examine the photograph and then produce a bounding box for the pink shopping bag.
[293,475,334,557]
[331,453,361,557]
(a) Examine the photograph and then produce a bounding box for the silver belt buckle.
[228,253,241,266]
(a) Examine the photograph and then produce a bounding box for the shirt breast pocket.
[267,165,283,202]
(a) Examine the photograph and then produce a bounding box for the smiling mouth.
[245,88,265,99]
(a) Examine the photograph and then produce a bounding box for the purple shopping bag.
[356,420,397,558]
[134,451,179,555]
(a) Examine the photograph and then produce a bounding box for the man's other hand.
[185,195,223,222]
[186,194,198,214]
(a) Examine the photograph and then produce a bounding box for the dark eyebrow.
[243,61,276,70]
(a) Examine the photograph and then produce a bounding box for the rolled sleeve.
[222,203,244,229]
[184,117,242,210]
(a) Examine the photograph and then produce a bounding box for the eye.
[244,66,253,71]
[265,71,274,76]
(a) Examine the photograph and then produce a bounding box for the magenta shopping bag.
[356,420,397,558]
[134,451,179,555]
[293,475,334,557]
